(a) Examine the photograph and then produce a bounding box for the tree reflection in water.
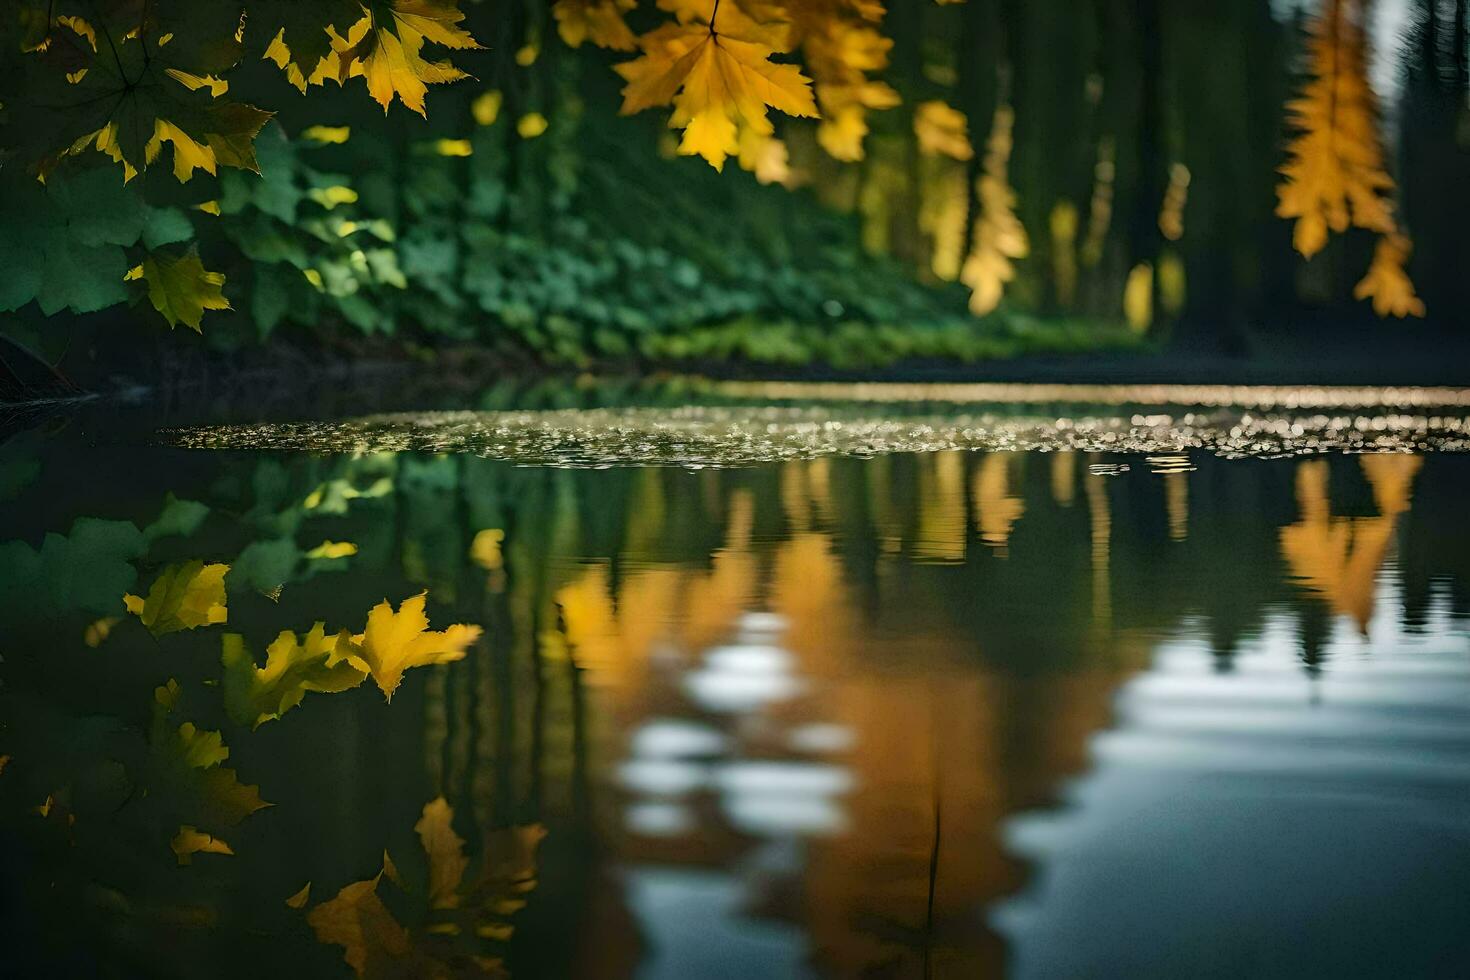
[1,433,1468,978]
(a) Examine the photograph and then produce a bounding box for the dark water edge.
[6,314,1470,420]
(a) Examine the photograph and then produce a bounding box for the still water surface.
[2,383,1468,978]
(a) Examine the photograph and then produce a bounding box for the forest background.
[1,0,1467,393]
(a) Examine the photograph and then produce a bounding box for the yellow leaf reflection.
[171,826,233,865]
[286,882,312,909]
[83,616,121,648]
[152,680,271,825]
[470,529,505,570]
[306,540,359,560]
[307,868,412,977]
[337,593,482,701]
[221,625,367,729]
[302,798,539,978]
[973,453,1025,552]
[124,561,229,636]
[415,797,468,909]
[915,451,967,563]
[1279,456,1421,633]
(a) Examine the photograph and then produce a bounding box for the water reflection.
[1,426,1468,977]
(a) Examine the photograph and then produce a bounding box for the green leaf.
[142,206,197,248]
[230,537,301,594]
[0,518,146,623]
[143,494,210,542]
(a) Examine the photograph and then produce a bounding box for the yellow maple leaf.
[306,868,413,977]
[1354,234,1425,318]
[124,560,229,636]
[172,826,233,865]
[328,0,483,117]
[795,5,897,163]
[337,593,481,700]
[221,625,368,729]
[617,1,817,170]
[137,248,232,332]
[553,0,638,51]
[1276,0,1398,258]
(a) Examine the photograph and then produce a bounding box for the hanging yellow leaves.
[14,10,273,185]
[124,560,229,636]
[961,104,1029,315]
[617,0,818,170]
[135,247,232,332]
[792,0,898,163]
[1354,234,1426,318]
[335,593,481,700]
[553,0,638,51]
[331,0,483,116]
[914,101,973,161]
[1276,0,1423,317]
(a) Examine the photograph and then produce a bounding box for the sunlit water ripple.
[166,387,1470,466]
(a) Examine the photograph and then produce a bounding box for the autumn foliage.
[0,0,1440,343]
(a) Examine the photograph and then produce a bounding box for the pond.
[2,381,1468,979]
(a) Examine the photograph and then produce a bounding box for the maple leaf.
[1354,234,1425,318]
[134,246,232,331]
[336,593,481,700]
[415,796,468,909]
[3,8,273,183]
[171,825,234,865]
[150,679,272,826]
[123,560,229,636]
[306,868,413,977]
[792,4,897,162]
[244,0,365,91]
[1276,0,1397,258]
[326,0,483,116]
[553,0,638,51]
[617,0,817,170]
[221,624,368,729]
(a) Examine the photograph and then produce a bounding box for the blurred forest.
[0,0,1467,386]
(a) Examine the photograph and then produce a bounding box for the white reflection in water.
[994,583,1470,980]
[616,610,854,977]
[684,643,806,713]
[631,719,728,759]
